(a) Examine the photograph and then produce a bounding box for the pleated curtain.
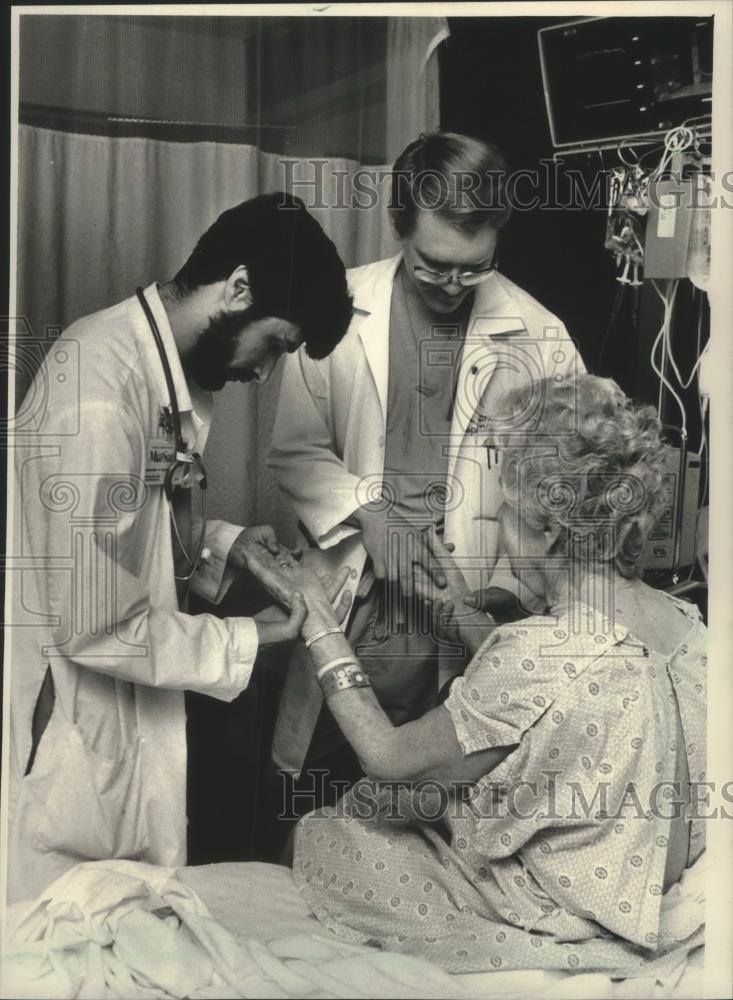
[15,13,448,536]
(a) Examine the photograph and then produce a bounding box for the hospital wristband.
[315,656,359,680]
[318,662,372,699]
[304,626,343,649]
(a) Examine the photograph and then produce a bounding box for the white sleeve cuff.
[201,616,259,702]
[191,520,244,604]
[229,616,259,690]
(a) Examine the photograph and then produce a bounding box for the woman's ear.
[224,265,253,312]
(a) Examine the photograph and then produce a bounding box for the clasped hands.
[227,525,353,646]
[354,503,494,652]
[308,503,497,655]
[354,504,527,645]
[228,516,501,654]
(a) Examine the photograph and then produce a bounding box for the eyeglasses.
[413,260,497,288]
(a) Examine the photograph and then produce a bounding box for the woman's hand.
[247,544,353,647]
[285,565,357,666]
[251,558,353,634]
[228,526,302,604]
[282,565,353,640]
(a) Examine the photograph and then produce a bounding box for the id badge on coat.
[145,437,175,486]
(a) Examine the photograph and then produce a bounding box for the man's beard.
[186,308,253,392]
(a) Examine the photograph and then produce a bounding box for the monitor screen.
[539,16,713,148]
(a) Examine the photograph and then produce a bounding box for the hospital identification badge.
[145,437,175,486]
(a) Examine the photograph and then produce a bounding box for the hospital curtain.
[15,14,449,538]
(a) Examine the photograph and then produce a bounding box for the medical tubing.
[650,280,687,437]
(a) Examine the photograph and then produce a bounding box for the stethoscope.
[136,287,208,582]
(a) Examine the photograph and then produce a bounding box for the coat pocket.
[16,705,148,862]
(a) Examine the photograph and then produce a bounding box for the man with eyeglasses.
[267,133,584,811]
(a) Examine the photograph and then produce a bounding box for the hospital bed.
[3,855,706,999]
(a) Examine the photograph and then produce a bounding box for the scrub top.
[383,268,470,526]
[344,268,474,724]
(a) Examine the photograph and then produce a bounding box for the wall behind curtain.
[16,14,447,539]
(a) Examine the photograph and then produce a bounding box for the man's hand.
[418,527,496,657]
[354,502,446,599]
[230,524,281,561]
[228,526,302,604]
[463,586,535,624]
[253,592,308,646]
[414,526,471,605]
[431,594,494,658]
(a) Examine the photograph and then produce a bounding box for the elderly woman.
[277,374,706,974]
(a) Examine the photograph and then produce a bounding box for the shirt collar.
[351,255,402,314]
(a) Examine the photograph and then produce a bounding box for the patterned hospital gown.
[293,596,707,974]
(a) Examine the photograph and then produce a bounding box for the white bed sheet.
[177,861,705,1000]
[2,857,705,1000]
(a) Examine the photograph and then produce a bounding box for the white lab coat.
[270,254,584,594]
[268,255,584,772]
[6,285,258,903]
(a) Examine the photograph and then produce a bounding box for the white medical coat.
[268,256,584,773]
[7,285,258,902]
[269,254,584,595]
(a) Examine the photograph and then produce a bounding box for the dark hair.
[390,132,512,238]
[174,193,352,359]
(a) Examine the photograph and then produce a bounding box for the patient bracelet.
[315,656,359,680]
[304,626,343,649]
[316,660,372,698]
